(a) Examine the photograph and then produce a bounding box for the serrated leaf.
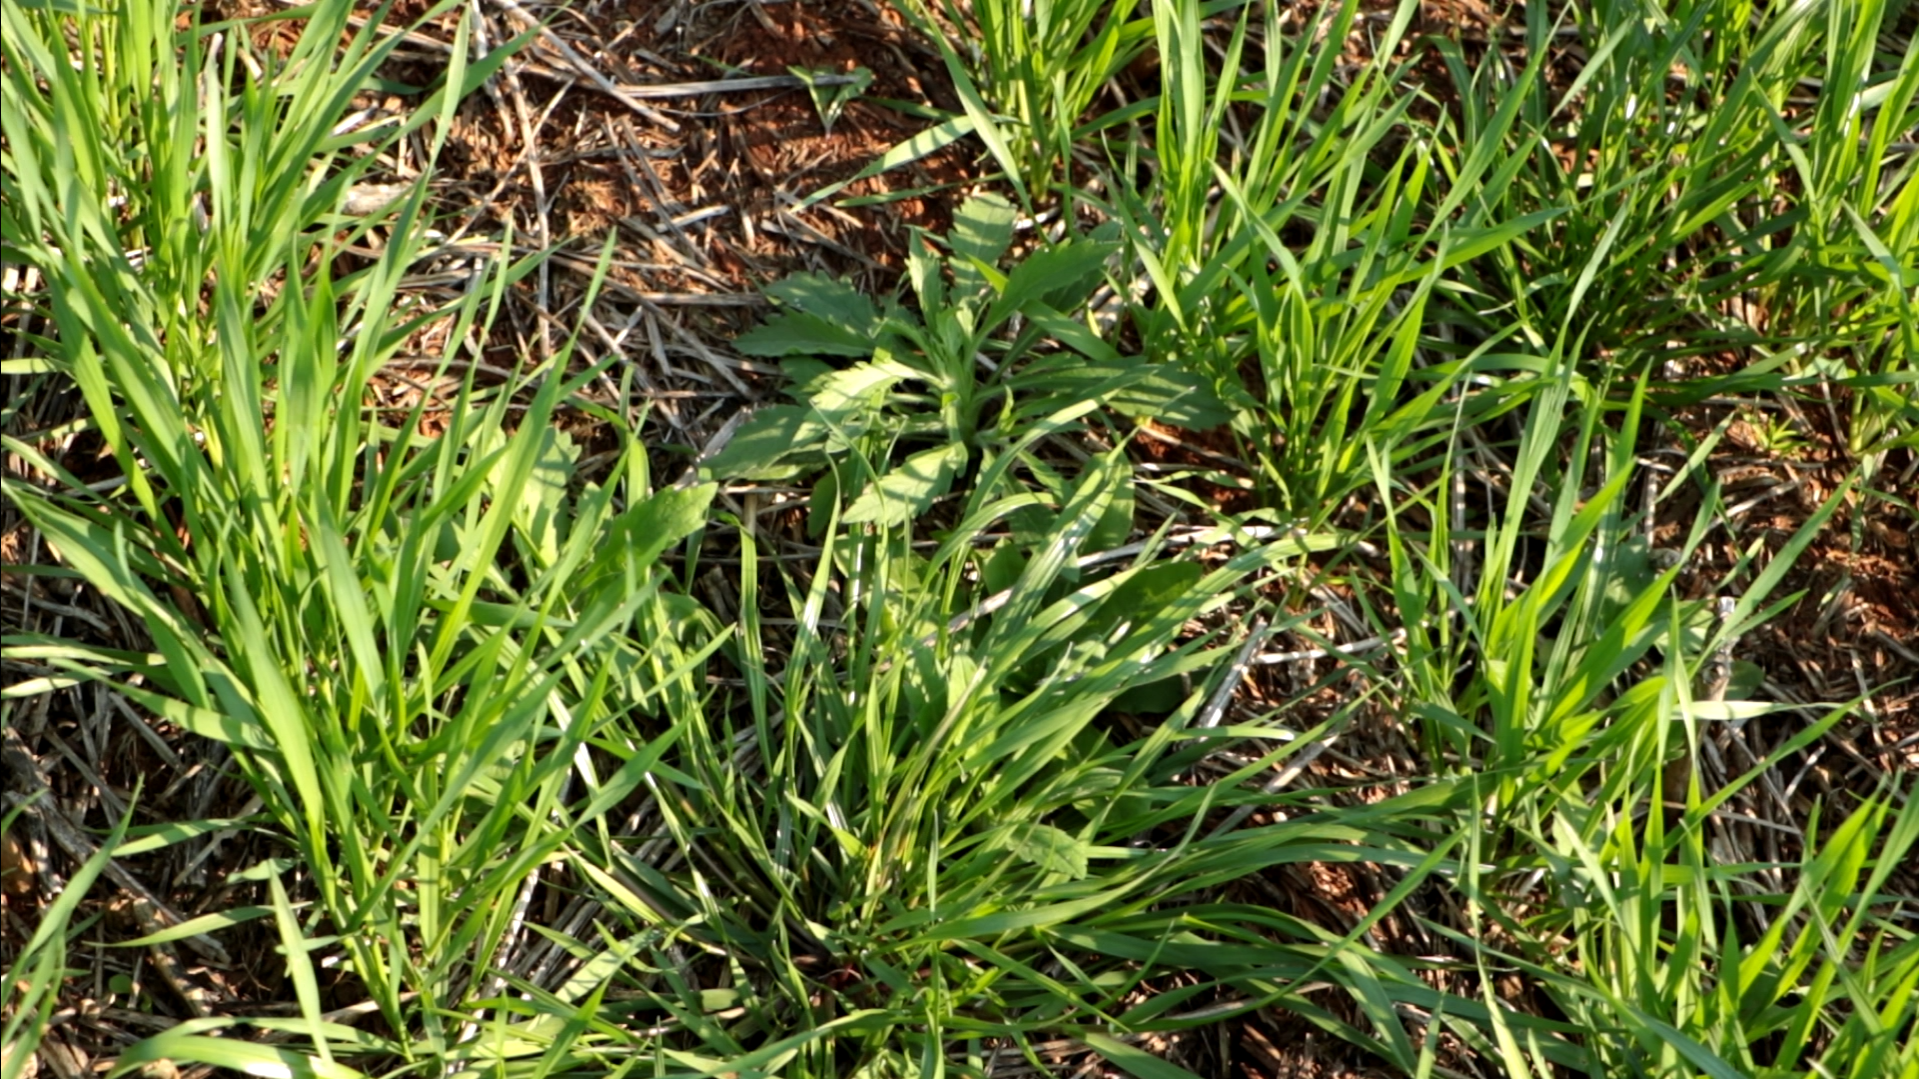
[1013,360,1232,430]
[1023,303,1124,364]
[736,311,875,358]
[513,427,577,565]
[764,273,882,334]
[795,357,920,419]
[1097,563,1204,644]
[950,194,1018,297]
[1110,367,1231,430]
[701,405,826,479]
[987,240,1116,330]
[1008,356,1146,413]
[779,356,835,389]
[994,822,1090,880]
[843,442,967,526]
[1017,560,1201,689]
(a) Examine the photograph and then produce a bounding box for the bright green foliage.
[1367,370,1917,1077]
[1435,0,1918,453]
[476,456,1585,1075]
[2,0,703,1067]
[892,0,1161,202]
[1084,0,1561,524]
[3,0,1914,1076]
[706,195,1226,527]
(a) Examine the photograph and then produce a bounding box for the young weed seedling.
[703,194,1228,533]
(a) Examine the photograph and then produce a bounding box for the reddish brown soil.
[429,0,978,303]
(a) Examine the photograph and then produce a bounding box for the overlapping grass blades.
[3,0,705,1068]
[1370,366,1916,1076]
[891,0,1162,203]
[1437,0,1919,449]
[497,461,1596,1075]
[0,0,1556,1072]
[1085,0,1563,522]
[4,0,1913,1075]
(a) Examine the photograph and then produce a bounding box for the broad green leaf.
[509,426,578,566]
[993,821,1091,880]
[735,311,875,358]
[988,240,1117,330]
[795,357,920,418]
[949,194,1018,297]
[844,442,968,526]
[618,482,718,569]
[764,272,883,335]
[1026,361,1231,430]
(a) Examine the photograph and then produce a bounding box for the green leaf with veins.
[843,442,968,527]
[789,357,920,419]
[736,311,875,358]
[991,821,1090,880]
[701,405,831,479]
[947,193,1018,297]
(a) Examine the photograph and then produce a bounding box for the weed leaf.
[994,821,1091,880]
[702,405,828,479]
[843,442,968,526]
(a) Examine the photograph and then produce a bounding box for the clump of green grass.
[4,0,682,1070]
[896,0,1918,1072]
[0,1,1518,1074]
[891,0,1160,205]
[596,190,1552,1075]
[1078,0,1560,527]
[1437,0,1919,453]
[1367,356,1917,1075]
[551,446,1457,1073]
[6,0,1915,1075]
